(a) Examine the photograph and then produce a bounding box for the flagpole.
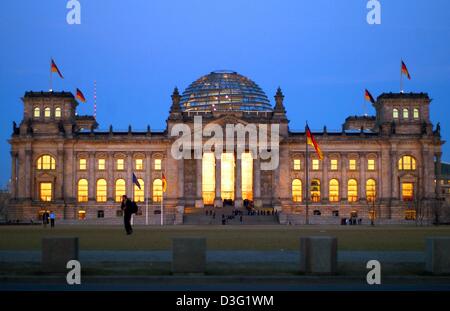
[400,59,403,93]
[146,170,149,226]
[305,123,309,225]
[49,59,52,92]
[161,172,164,226]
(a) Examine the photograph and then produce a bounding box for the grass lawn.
[1,225,450,251]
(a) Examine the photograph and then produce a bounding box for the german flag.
[76,88,86,103]
[401,60,411,80]
[365,89,375,104]
[162,173,167,193]
[306,125,323,160]
[51,59,63,79]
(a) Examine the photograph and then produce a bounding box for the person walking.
[49,211,55,228]
[42,211,49,228]
[120,195,134,235]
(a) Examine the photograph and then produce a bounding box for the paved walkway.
[0,250,424,263]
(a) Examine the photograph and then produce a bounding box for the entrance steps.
[183,206,279,225]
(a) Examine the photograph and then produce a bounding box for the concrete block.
[42,237,79,273]
[300,236,337,275]
[172,237,206,274]
[426,237,450,275]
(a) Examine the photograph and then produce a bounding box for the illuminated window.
[96,179,107,202]
[98,158,106,170]
[202,153,215,205]
[293,159,301,171]
[311,179,320,202]
[78,211,86,220]
[367,159,375,171]
[153,179,162,203]
[292,179,302,202]
[154,159,162,170]
[348,179,358,202]
[221,153,235,200]
[116,158,125,170]
[393,108,399,119]
[134,178,145,202]
[329,179,339,202]
[135,158,144,171]
[349,159,357,171]
[55,107,61,118]
[241,152,253,201]
[37,155,56,170]
[79,158,87,170]
[402,182,414,201]
[44,107,51,118]
[413,108,419,119]
[366,179,376,202]
[115,179,126,202]
[330,159,338,171]
[34,107,40,118]
[312,159,320,171]
[77,179,88,202]
[405,210,416,220]
[403,108,409,119]
[40,182,52,202]
[398,156,416,171]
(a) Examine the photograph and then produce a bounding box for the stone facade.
[7,75,446,225]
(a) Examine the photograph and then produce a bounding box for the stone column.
[25,149,32,200]
[146,152,152,204]
[88,152,95,201]
[64,148,74,202]
[213,155,222,207]
[253,157,262,208]
[359,153,366,202]
[126,152,132,199]
[322,153,329,202]
[435,152,442,199]
[235,153,243,208]
[10,152,17,199]
[390,150,398,200]
[17,149,26,199]
[341,154,347,202]
[107,153,114,202]
[56,149,64,201]
[177,158,185,206]
[195,158,203,208]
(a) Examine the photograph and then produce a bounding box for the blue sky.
[0,0,449,187]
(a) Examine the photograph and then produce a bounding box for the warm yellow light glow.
[79,158,87,170]
[402,182,414,201]
[367,159,375,171]
[330,159,338,171]
[293,159,301,171]
[348,179,358,202]
[44,107,51,118]
[154,159,162,170]
[37,155,56,170]
[398,156,416,171]
[134,178,145,202]
[34,107,40,118]
[221,153,235,200]
[393,108,399,119]
[366,179,376,202]
[55,107,61,118]
[403,108,409,119]
[96,179,107,202]
[349,159,356,171]
[135,159,144,170]
[98,159,106,170]
[153,179,162,202]
[311,179,320,202]
[413,108,419,119]
[77,179,88,202]
[40,182,52,202]
[115,179,126,202]
[329,179,339,202]
[312,159,320,171]
[241,152,253,201]
[202,153,215,205]
[292,179,302,202]
[116,159,125,170]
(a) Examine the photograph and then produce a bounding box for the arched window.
[44,107,51,118]
[37,155,56,170]
[366,179,376,202]
[77,179,88,202]
[292,179,302,202]
[55,107,61,118]
[348,179,358,202]
[393,108,399,119]
[153,179,163,203]
[403,108,409,119]
[115,179,126,202]
[311,179,320,202]
[134,178,145,202]
[329,179,339,202]
[33,107,41,118]
[96,179,107,202]
[413,108,419,120]
[398,155,416,171]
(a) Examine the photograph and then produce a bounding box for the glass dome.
[180,70,272,112]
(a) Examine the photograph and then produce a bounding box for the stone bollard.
[172,237,206,274]
[426,237,450,275]
[300,236,337,275]
[42,237,79,273]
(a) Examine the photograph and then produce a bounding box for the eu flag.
[132,173,141,190]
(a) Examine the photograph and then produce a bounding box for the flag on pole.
[162,173,167,192]
[76,88,86,103]
[364,89,375,104]
[306,125,323,160]
[51,59,64,79]
[401,60,411,80]
[132,173,141,190]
